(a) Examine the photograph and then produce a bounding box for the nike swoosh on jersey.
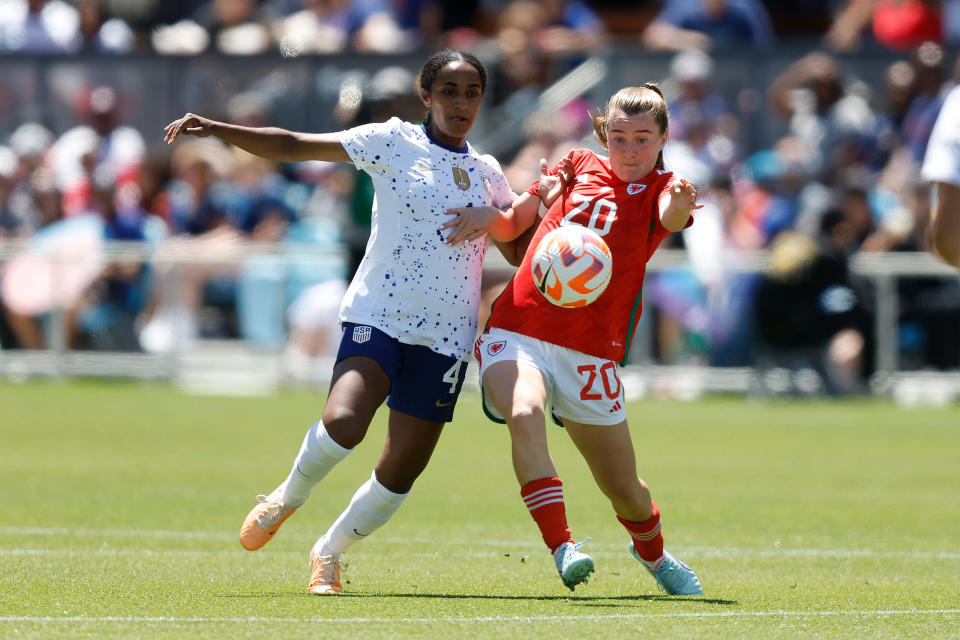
[435,399,454,407]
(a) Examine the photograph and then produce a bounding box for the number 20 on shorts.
[576,362,621,400]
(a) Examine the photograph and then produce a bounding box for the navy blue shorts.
[336,322,468,423]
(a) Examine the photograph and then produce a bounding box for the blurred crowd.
[4,0,960,57]
[1,0,960,393]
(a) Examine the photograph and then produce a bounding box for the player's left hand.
[666,177,703,213]
[441,206,499,245]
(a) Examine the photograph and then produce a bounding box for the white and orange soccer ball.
[530,225,613,308]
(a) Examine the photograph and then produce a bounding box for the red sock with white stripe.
[618,501,665,571]
[521,477,573,553]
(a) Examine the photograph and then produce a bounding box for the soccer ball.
[530,225,613,308]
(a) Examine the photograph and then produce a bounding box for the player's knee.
[605,477,652,518]
[508,404,546,428]
[374,466,418,494]
[321,408,368,448]
[505,406,548,450]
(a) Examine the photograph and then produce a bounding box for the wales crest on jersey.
[452,167,471,191]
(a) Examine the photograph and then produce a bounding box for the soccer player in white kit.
[452,84,704,594]
[164,50,563,594]
[921,83,960,269]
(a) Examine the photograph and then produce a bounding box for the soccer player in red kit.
[449,83,703,594]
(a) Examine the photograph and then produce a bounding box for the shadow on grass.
[220,592,736,606]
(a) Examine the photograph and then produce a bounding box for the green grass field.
[1,380,958,639]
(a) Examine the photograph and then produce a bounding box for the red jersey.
[487,148,690,363]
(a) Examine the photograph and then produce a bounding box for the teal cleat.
[630,546,703,595]
[553,538,595,591]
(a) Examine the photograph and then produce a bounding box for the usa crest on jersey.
[352,325,372,343]
[452,167,471,191]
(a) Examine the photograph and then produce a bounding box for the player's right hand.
[538,151,574,208]
[164,113,213,144]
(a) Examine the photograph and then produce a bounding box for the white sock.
[281,420,351,507]
[317,470,408,556]
[640,553,664,572]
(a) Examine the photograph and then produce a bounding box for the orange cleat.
[308,544,342,595]
[239,486,297,551]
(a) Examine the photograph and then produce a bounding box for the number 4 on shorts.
[442,361,465,394]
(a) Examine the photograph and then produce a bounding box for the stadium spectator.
[0,0,80,53]
[883,59,920,131]
[825,0,942,52]
[0,173,142,352]
[162,138,233,236]
[649,135,812,368]
[0,123,55,237]
[753,227,870,394]
[76,0,135,54]
[489,1,552,116]
[528,0,606,55]
[163,50,566,596]
[0,146,16,235]
[899,41,951,163]
[70,167,150,350]
[283,277,348,381]
[767,52,879,183]
[272,0,408,55]
[641,0,776,51]
[472,83,703,595]
[150,17,211,54]
[48,86,146,219]
[191,0,271,54]
[133,149,173,222]
[666,50,738,148]
[487,0,604,118]
[663,52,740,191]
[137,138,237,352]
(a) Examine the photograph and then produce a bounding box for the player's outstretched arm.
[932,181,960,268]
[444,151,573,245]
[493,218,542,266]
[163,113,351,164]
[442,197,539,245]
[659,177,702,231]
[488,193,542,242]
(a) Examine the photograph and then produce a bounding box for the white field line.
[1,610,959,625]
[1,527,958,561]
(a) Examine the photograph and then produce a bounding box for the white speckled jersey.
[338,117,515,359]
[922,85,960,187]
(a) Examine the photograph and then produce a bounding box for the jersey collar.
[421,124,469,154]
